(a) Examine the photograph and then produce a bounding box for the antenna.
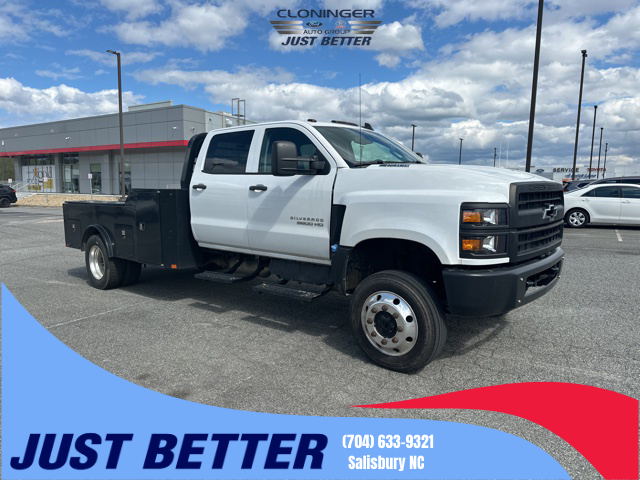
[359,73,362,166]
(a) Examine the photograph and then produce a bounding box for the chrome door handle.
[622,200,630,203]
[249,184,268,192]
[192,183,207,190]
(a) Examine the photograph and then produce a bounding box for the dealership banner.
[1,284,637,479]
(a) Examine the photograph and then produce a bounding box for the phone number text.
[342,434,434,449]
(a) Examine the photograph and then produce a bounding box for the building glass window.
[61,153,79,193]
[20,154,55,191]
[90,164,102,194]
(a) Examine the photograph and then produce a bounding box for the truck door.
[189,129,255,251]
[246,126,337,263]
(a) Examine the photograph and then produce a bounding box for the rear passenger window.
[202,130,254,174]
[582,186,619,198]
[621,187,640,199]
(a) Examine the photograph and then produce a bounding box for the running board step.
[194,271,250,284]
[253,282,331,302]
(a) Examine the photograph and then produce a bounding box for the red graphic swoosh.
[356,382,639,480]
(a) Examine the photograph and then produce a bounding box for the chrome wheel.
[88,244,105,280]
[568,211,586,227]
[360,291,418,356]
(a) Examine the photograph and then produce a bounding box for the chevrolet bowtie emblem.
[542,204,558,220]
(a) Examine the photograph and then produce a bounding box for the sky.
[0,0,639,170]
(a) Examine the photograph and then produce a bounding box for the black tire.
[85,235,124,289]
[565,208,590,228]
[120,260,142,287]
[349,270,446,373]
[0,197,10,208]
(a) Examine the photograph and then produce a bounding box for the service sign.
[1,1,639,480]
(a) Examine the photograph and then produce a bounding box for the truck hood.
[334,164,557,204]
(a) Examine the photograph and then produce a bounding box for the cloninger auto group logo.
[270,9,382,46]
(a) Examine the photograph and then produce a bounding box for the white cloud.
[99,0,162,20]
[0,1,72,44]
[133,66,295,90]
[374,53,400,67]
[322,0,384,10]
[66,49,163,66]
[408,0,639,27]
[366,20,424,65]
[35,66,83,81]
[108,0,297,52]
[268,19,425,66]
[408,0,532,28]
[0,77,144,122]
[131,5,640,171]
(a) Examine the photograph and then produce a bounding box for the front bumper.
[442,247,564,317]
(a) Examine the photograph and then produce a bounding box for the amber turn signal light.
[461,239,483,251]
[462,211,483,223]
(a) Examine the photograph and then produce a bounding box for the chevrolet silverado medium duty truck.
[63,120,564,372]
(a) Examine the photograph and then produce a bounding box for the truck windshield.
[314,127,426,167]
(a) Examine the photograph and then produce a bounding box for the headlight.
[461,208,507,226]
[459,204,509,258]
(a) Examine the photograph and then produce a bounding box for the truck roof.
[215,120,366,131]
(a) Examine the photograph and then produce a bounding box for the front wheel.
[0,197,10,208]
[565,208,589,228]
[350,270,446,373]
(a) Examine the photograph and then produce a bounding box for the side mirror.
[415,152,424,158]
[272,141,326,176]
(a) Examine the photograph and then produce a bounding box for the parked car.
[0,184,18,208]
[564,183,640,227]
[589,176,640,186]
[562,179,595,192]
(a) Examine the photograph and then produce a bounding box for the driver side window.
[259,127,327,174]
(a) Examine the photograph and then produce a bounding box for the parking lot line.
[615,229,623,242]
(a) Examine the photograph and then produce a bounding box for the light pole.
[525,0,544,173]
[458,138,463,165]
[107,49,126,200]
[494,147,497,167]
[571,50,587,181]
[596,127,603,179]
[411,124,417,152]
[588,105,598,179]
[602,143,608,178]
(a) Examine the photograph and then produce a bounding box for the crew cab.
[63,120,564,372]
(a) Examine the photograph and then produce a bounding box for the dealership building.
[0,101,246,194]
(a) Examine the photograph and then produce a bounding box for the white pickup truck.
[63,120,564,372]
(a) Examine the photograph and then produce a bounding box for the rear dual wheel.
[85,234,141,289]
[350,270,446,373]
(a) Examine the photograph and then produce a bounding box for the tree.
[0,157,15,181]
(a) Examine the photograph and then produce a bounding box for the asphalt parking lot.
[2,205,639,479]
